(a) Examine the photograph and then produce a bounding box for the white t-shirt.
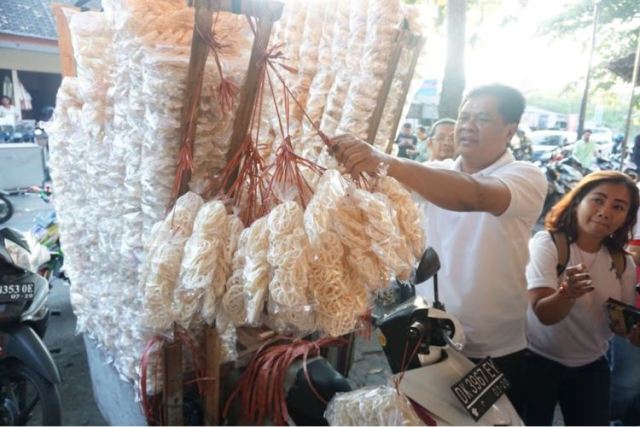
[633,183,640,241]
[526,231,636,367]
[415,151,547,358]
[0,105,19,126]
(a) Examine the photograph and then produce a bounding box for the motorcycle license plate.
[450,357,510,421]
[0,283,35,303]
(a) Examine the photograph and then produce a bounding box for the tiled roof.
[0,0,102,41]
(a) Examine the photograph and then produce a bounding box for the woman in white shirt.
[0,95,20,127]
[524,171,640,426]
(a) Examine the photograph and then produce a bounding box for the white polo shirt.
[415,151,547,358]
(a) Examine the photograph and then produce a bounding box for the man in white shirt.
[332,83,547,417]
[426,118,457,163]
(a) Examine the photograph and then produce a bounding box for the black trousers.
[470,349,527,420]
[524,350,610,426]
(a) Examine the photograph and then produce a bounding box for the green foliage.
[542,0,639,38]
[541,0,639,82]
[527,87,640,133]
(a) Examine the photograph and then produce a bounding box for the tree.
[541,0,639,90]
[438,0,467,119]
[436,0,529,119]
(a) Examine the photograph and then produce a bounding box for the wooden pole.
[385,35,425,155]
[576,0,600,138]
[174,0,214,198]
[222,1,283,192]
[620,31,640,170]
[203,327,221,426]
[224,18,276,166]
[366,26,406,145]
[164,4,214,424]
[50,3,78,78]
[163,326,184,426]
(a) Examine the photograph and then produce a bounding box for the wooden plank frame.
[51,3,78,78]
[167,1,283,425]
[173,0,284,198]
[163,335,184,426]
[385,32,426,154]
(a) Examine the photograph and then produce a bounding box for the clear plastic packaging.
[325,385,424,426]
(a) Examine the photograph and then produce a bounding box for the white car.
[530,130,577,161]
[588,127,613,144]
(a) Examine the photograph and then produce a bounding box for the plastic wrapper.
[325,385,424,426]
[173,201,230,329]
[141,192,203,334]
[264,202,316,332]
[242,217,272,326]
[374,176,425,259]
[301,0,347,148]
[288,0,328,146]
[319,0,367,137]
[337,0,401,141]
[221,227,250,326]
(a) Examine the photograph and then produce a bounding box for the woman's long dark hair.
[545,171,639,253]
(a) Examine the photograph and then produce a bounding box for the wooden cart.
[52,0,425,424]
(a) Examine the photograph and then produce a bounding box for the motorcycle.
[0,190,13,225]
[30,211,65,282]
[0,228,62,425]
[374,248,522,425]
[282,247,523,426]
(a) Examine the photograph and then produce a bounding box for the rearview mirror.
[415,247,440,284]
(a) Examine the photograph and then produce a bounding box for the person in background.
[332,83,547,417]
[426,118,457,164]
[395,122,417,159]
[572,129,595,169]
[612,133,624,155]
[524,171,640,426]
[609,188,640,426]
[631,134,640,173]
[408,126,429,162]
[0,95,20,126]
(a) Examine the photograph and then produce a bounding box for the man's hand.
[332,134,394,179]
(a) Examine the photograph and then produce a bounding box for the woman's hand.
[628,324,640,347]
[558,264,594,300]
[331,134,393,179]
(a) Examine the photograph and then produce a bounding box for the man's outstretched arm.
[332,134,511,215]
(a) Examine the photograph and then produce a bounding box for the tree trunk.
[438,0,467,119]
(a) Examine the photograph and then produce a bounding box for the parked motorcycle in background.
[536,147,639,221]
[30,211,65,283]
[0,190,12,224]
[0,228,62,425]
[509,129,533,162]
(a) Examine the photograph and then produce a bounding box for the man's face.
[583,131,592,142]
[429,123,456,161]
[0,98,9,107]
[402,126,412,135]
[455,95,517,170]
[417,129,428,141]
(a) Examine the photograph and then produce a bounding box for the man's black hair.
[402,122,412,128]
[429,118,456,137]
[417,126,427,133]
[463,83,526,125]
